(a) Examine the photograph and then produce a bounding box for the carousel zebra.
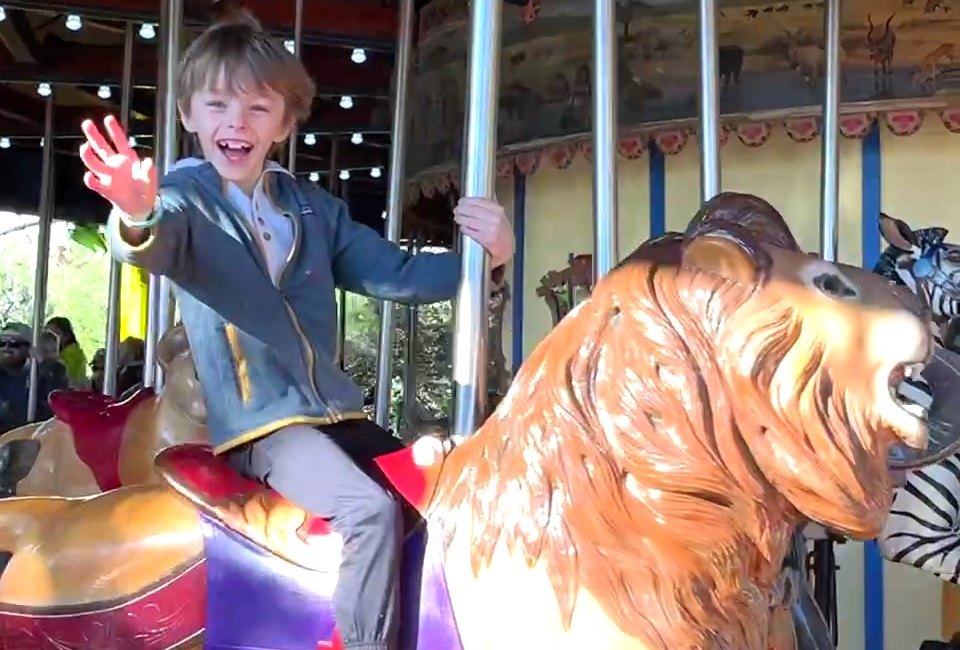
[875,213,960,584]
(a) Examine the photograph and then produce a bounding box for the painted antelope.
[866,14,897,89]
[781,29,846,84]
[913,43,955,89]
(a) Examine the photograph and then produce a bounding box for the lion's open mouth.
[890,363,933,421]
[882,360,933,449]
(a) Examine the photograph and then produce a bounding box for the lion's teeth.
[903,402,928,419]
[905,363,925,379]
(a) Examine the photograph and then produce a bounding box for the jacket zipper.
[276,195,326,410]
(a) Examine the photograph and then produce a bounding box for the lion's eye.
[813,273,857,299]
[946,249,960,264]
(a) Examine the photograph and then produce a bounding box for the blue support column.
[511,173,526,375]
[649,142,666,237]
[861,119,884,650]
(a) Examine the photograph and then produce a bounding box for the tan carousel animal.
[0,324,208,498]
[0,193,949,650]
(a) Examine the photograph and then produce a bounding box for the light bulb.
[284,39,295,54]
[37,82,51,97]
[339,169,350,180]
[339,95,353,109]
[351,48,367,64]
[350,132,363,145]
[0,7,7,22]
[303,133,316,146]
[128,136,137,147]
[309,172,320,182]
[370,166,382,178]
[65,14,82,31]
[40,137,44,147]
[381,210,387,220]
[139,23,156,39]
[0,138,10,149]
[97,85,111,99]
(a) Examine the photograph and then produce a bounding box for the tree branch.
[0,220,38,238]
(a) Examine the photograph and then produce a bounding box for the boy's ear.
[178,103,197,133]
[274,115,297,144]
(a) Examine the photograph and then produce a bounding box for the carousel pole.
[26,94,55,422]
[401,238,419,427]
[103,21,135,396]
[144,0,183,389]
[812,0,843,644]
[819,0,842,262]
[287,0,303,172]
[328,137,348,371]
[374,0,415,429]
[450,0,502,439]
[698,0,721,200]
[592,0,619,280]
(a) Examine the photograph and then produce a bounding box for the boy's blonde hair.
[177,6,316,124]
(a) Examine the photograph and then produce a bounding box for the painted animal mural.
[0,192,947,650]
[876,214,960,588]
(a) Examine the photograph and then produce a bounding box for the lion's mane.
[430,193,891,649]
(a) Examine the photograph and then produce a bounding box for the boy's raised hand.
[80,115,157,222]
[453,197,515,269]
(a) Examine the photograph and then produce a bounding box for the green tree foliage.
[1,217,455,425]
[0,218,110,361]
[340,292,453,431]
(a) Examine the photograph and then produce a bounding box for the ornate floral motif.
[736,121,771,148]
[785,117,819,143]
[884,110,924,136]
[839,113,874,139]
[652,129,687,156]
[617,135,646,160]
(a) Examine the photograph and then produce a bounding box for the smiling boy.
[79,10,513,650]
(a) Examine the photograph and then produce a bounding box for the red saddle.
[155,442,431,570]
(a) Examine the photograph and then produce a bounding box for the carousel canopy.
[0,0,409,234]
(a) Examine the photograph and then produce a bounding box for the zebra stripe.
[878,454,960,583]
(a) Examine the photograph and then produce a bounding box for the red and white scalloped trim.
[407,106,960,201]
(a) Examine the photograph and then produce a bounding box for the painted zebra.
[874,213,960,323]
[875,213,960,583]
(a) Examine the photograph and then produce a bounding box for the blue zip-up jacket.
[107,159,462,453]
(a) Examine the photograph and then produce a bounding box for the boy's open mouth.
[216,139,254,162]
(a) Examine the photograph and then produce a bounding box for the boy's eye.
[206,100,226,109]
[250,105,269,113]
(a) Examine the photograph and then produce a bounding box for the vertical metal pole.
[814,2,842,642]
[819,0,841,262]
[145,0,183,389]
[451,0,502,438]
[592,0,619,280]
[401,239,419,423]
[698,0,721,200]
[287,0,303,172]
[374,0,414,428]
[27,95,55,422]
[337,288,347,370]
[103,22,135,396]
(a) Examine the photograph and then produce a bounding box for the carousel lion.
[0,192,944,650]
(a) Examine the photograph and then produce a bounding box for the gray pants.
[226,420,405,650]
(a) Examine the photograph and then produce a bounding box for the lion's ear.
[681,234,757,284]
[879,213,916,251]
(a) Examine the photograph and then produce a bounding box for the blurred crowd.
[0,315,144,433]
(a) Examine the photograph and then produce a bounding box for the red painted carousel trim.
[406,105,951,201]
[0,557,205,650]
